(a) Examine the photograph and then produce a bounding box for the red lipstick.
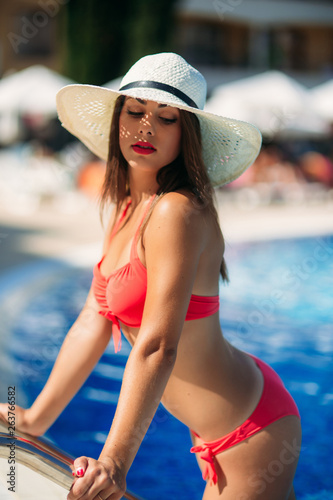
[132,141,156,155]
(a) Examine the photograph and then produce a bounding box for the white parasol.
[309,79,333,122]
[0,65,75,116]
[205,70,330,138]
[0,65,75,144]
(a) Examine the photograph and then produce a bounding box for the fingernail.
[76,467,84,477]
[72,471,75,477]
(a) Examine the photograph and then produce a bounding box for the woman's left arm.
[68,194,207,499]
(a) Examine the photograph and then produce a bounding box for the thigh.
[193,416,301,500]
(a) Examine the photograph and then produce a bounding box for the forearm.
[27,305,111,434]
[99,340,176,472]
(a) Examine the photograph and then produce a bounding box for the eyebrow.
[132,97,167,108]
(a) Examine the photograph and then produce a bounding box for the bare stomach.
[121,318,264,442]
[161,352,264,441]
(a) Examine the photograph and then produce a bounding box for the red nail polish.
[72,471,75,477]
[76,467,84,477]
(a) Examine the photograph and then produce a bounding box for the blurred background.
[0,0,333,217]
[0,1,333,499]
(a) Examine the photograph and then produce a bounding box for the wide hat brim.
[56,83,262,187]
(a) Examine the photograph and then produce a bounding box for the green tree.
[121,0,179,73]
[60,0,178,85]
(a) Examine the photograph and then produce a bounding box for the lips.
[132,141,156,155]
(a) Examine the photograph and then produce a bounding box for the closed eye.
[126,109,177,124]
[127,110,143,117]
[160,117,177,124]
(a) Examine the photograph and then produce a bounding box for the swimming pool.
[2,234,333,499]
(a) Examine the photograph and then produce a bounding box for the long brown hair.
[100,95,229,282]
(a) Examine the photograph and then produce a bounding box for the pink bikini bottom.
[190,354,300,485]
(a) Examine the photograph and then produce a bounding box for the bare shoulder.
[144,191,216,257]
[149,191,208,230]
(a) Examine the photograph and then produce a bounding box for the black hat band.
[119,80,199,109]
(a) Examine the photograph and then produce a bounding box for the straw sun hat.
[56,52,262,187]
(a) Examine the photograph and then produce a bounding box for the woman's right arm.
[0,286,112,436]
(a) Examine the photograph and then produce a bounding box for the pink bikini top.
[92,196,219,353]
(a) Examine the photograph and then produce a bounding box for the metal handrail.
[0,420,145,500]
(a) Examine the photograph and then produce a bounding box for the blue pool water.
[3,235,333,499]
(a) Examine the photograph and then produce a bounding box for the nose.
[139,113,154,136]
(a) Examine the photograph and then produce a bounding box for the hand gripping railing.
[0,420,145,500]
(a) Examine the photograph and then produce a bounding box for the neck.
[128,168,159,205]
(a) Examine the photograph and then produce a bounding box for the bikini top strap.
[132,194,157,250]
[107,199,132,246]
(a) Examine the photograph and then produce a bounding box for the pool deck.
[0,190,332,273]
[0,194,104,273]
[218,194,333,244]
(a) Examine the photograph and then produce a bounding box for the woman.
[0,53,301,499]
